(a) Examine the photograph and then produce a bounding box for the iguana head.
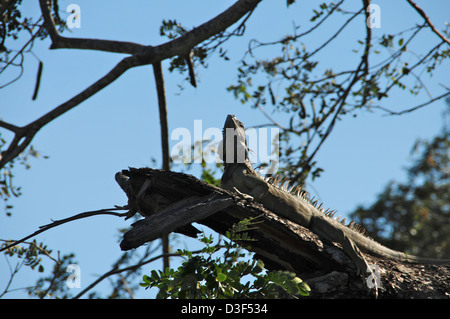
[218,114,250,167]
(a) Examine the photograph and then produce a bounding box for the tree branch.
[294,26,369,182]
[152,61,171,269]
[0,121,21,133]
[0,55,140,169]
[39,0,262,57]
[38,0,145,54]
[1,0,262,170]
[72,248,205,299]
[375,90,450,116]
[120,194,235,251]
[406,0,450,46]
[0,208,127,253]
[115,167,450,298]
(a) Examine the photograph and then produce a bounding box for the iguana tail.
[352,229,450,265]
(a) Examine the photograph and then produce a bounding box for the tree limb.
[0,0,262,170]
[0,208,127,253]
[72,248,205,299]
[152,61,171,269]
[38,0,145,54]
[375,90,450,116]
[406,0,450,46]
[0,55,140,169]
[39,0,262,57]
[116,167,450,298]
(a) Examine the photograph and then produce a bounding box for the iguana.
[219,114,449,292]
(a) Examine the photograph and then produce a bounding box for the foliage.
[0,134,48,216]
[1,239,76,298]
[1,0,56,216]
[350,121,450,258]
[1,0,66,84]
[140,218,310,298]
[27,253,77,299]
[2,239,50,273]
[1,0,449,299]
[159,19,209,87]
[226,1,450,184]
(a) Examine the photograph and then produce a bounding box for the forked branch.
[0,0,262,170]
[406,0,450,46]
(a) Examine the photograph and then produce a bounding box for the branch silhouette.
[0,208,127,253]
[0,0,262,170]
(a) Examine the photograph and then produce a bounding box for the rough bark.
[116,167,450,299]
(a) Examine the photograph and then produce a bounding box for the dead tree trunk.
[115,167,450,299]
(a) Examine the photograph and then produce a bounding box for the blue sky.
[1,0,449,298]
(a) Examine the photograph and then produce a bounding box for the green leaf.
[150,270,160,280]
[298,281,311,296]
[143,274,152,284]
[216,273,227,282]
[252,259,264,274]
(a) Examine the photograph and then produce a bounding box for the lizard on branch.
[218,114,450,293]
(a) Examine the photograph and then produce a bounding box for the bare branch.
[39,0,262,57]
[0,208,127,253]
[294,22,370,181]
[152,63,170,171]
[143,0,262,63]
[72,248,204,299]
[38,0,145,54]
[185,51,197,87]
[0,121,21,133]
[305,8,363,60]
[248,0,345,51]
[0,55,140,169]
[1,0,262,170]
[152,61,171,269]
[375,90,450,116]
[380,41,445,99]
[406,0,450,46]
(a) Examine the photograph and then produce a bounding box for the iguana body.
[219,114,449,286]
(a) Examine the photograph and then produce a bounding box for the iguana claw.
[231,187,254,201]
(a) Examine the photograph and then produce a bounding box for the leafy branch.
[140,217,310,299]
[226,0,450,184]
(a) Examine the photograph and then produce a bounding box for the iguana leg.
[225,169,270,201]
[310,215,379,295]
[231,187,254,200]
[241,174,270,201]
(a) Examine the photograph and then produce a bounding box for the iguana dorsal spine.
[219,114,450,292]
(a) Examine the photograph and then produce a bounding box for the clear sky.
[1,0,449,298]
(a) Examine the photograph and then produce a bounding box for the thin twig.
[0,208,127,253]
[72,249,204,299]
[375,90,450,116]
[295,35,369,181]
[406,0,450,45]
[1,0,262,171]
[248,0,345,52]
